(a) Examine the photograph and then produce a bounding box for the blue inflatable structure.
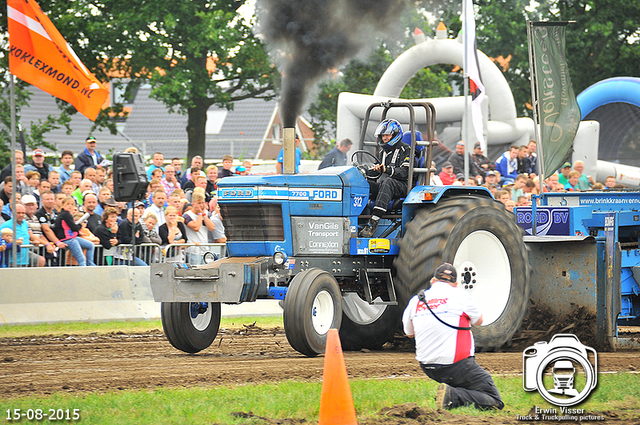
[577,77,640,119]
[577,77,640,166]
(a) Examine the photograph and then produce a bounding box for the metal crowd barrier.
[0,242,227,268]
[100,243,162,266]
[0,244,40,267]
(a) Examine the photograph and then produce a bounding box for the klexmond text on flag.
[7,0,109,121]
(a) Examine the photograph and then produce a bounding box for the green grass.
[1,320,638,423]
[0,316,284,339]
[0,375,638,424]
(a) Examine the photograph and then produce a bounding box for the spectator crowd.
[0,137,233,268]
[0,135,626,267]
[429,139,621,213]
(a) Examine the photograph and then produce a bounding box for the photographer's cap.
[434,262,457,283]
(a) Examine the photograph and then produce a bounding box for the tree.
[2,0,277,163]
[0,81,73,168]
[308,0,640,139]
[307,45,398,156]
[473,0,640,116]
[0,13,72,167]
[470,0,542,117]
[0,3,134,168]
[57,0,277,161]
[556,0,640,93]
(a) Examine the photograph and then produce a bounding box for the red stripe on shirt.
[453,313,472,363]
[61,218,77,241]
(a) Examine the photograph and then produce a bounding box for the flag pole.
[462,0,470,183]
[526,20,545,185]
[526,20,543,236]
[9,74,18,267]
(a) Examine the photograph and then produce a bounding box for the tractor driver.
[359,119,415,238]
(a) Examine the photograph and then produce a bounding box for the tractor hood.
[216,166,370,257]
[217,166,369,217]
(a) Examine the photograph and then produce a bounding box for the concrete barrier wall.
[0,266,282,326]
[0,266,160,325]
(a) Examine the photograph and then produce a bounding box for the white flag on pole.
[463,0,486,150]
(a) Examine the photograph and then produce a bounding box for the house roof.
[113,86,280,160]
[16,88,127,156]
[15,86,279,161]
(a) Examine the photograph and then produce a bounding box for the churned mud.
[1,324,638,423]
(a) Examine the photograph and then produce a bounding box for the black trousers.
[420,356,504,410]
[369,175,407,218]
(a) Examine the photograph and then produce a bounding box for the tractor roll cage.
[357,101,437,194]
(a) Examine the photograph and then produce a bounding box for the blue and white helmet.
[374,119,403,147]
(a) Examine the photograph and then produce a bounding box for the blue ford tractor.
[150,102,531,356]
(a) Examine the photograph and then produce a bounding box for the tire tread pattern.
[161,302,221,354]
[283,268,342,357]
[394,197,530,351]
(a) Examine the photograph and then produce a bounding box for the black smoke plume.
[257,0,406,127]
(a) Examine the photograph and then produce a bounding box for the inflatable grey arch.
[337,30,534,152]
[335,26,640,187]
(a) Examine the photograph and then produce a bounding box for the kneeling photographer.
[402,262,504,410]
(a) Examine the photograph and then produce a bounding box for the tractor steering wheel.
[351,150,381,180]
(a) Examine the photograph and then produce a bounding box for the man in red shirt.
[402,263,503,410]
[438,162,456,185]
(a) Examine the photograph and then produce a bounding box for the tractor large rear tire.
[283,268,342,357]
[394,196,530,351]
[339,294,401,351]
[161,301,221,354]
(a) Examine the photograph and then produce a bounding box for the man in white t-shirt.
[402,263,503,410]
[207,198,226,244]
[144,190,166,232]
[183,192,215,264]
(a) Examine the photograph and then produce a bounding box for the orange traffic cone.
[318,329,358,425]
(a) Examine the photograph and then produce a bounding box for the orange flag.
[7,0,109,121]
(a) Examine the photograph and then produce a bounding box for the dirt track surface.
[2,326,640,424]
[1,326,639,398]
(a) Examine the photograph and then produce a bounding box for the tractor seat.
[402,131,425,167]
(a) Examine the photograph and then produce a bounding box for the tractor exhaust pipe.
[283,127,296,174]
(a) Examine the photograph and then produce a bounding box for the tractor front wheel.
[161,301,221,354]
[283,268,342,357]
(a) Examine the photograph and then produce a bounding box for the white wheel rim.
[342,293,386,325]
[312,290,335,335]
[453,230,511,325]
[191,302,212,331]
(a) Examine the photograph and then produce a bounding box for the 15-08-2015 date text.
[6,409,80,421]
